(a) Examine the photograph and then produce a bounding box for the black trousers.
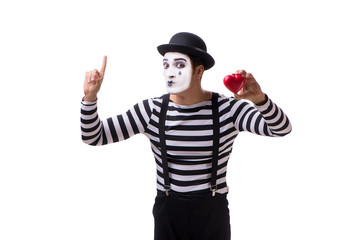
[153,191,231,240]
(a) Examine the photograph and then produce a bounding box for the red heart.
[223,74,245,94]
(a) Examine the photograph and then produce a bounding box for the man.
[81,32,292,240]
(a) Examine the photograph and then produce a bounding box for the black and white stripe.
[81,93,292,194]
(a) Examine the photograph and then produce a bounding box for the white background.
[1,0,359,239]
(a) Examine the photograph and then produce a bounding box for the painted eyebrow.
[163,58,187,62]
[174,58,187,61]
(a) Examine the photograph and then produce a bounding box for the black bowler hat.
[157,32,215,70]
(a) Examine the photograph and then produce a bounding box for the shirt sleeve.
[230,94,292,137]
[80,99,154,146]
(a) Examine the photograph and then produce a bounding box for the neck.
[170,85,212,105]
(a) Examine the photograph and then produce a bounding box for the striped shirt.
[81,93,292,195]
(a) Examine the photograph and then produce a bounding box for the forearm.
[80,98,153,146]
[81,100,105,146]
[232,95,292,137]
[255,95,292,136]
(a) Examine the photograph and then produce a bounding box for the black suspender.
[210,92,220,196]
[159,94,171,196]
[159,93,220,196]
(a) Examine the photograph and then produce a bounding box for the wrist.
[254,93,267,105]
[83,94,97,102]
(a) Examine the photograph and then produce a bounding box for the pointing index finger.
[100,56,107,75]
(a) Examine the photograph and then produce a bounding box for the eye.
[175,62,185,68]
[163,62,169,69]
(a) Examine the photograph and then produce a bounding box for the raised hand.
[83,56,107,102]
[233,70,266,105]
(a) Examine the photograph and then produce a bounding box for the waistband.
[156,190,227,199]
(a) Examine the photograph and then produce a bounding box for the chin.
[167,88,188,95]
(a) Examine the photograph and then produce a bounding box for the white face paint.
[163,52,193,94]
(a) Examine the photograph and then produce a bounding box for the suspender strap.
[210,92,220,196]
[159,94,171,196]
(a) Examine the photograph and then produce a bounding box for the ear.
[194,65,205,79]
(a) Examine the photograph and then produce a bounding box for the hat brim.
[157,44,215,70]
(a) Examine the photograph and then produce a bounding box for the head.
[163,52,205,94]
[157,32,215,94]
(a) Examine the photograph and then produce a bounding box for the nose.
[164,67,176,79]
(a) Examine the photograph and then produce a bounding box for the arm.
[81,56,153,145]
[230,70,292,137]
[80,99,153,146]
[231,95,292,137]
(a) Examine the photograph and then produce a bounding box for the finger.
[85,71,91,83]
[234,89,245,100]
[100,56,107,75]
[237,69,247,77]
[246,73,254,79]
[91,69,100,81]
[245,73,257,84]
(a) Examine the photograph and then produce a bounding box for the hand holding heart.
[84,56,107,102]
[227,70,266,105]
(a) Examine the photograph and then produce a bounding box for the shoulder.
[214,92,244,109]
[148,94,169,111]
[216,93,231,101]
[216,93,251,104]
[151,94,168,103]
[215,93,256,118]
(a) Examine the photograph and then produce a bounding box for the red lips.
[223,74,245,94]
